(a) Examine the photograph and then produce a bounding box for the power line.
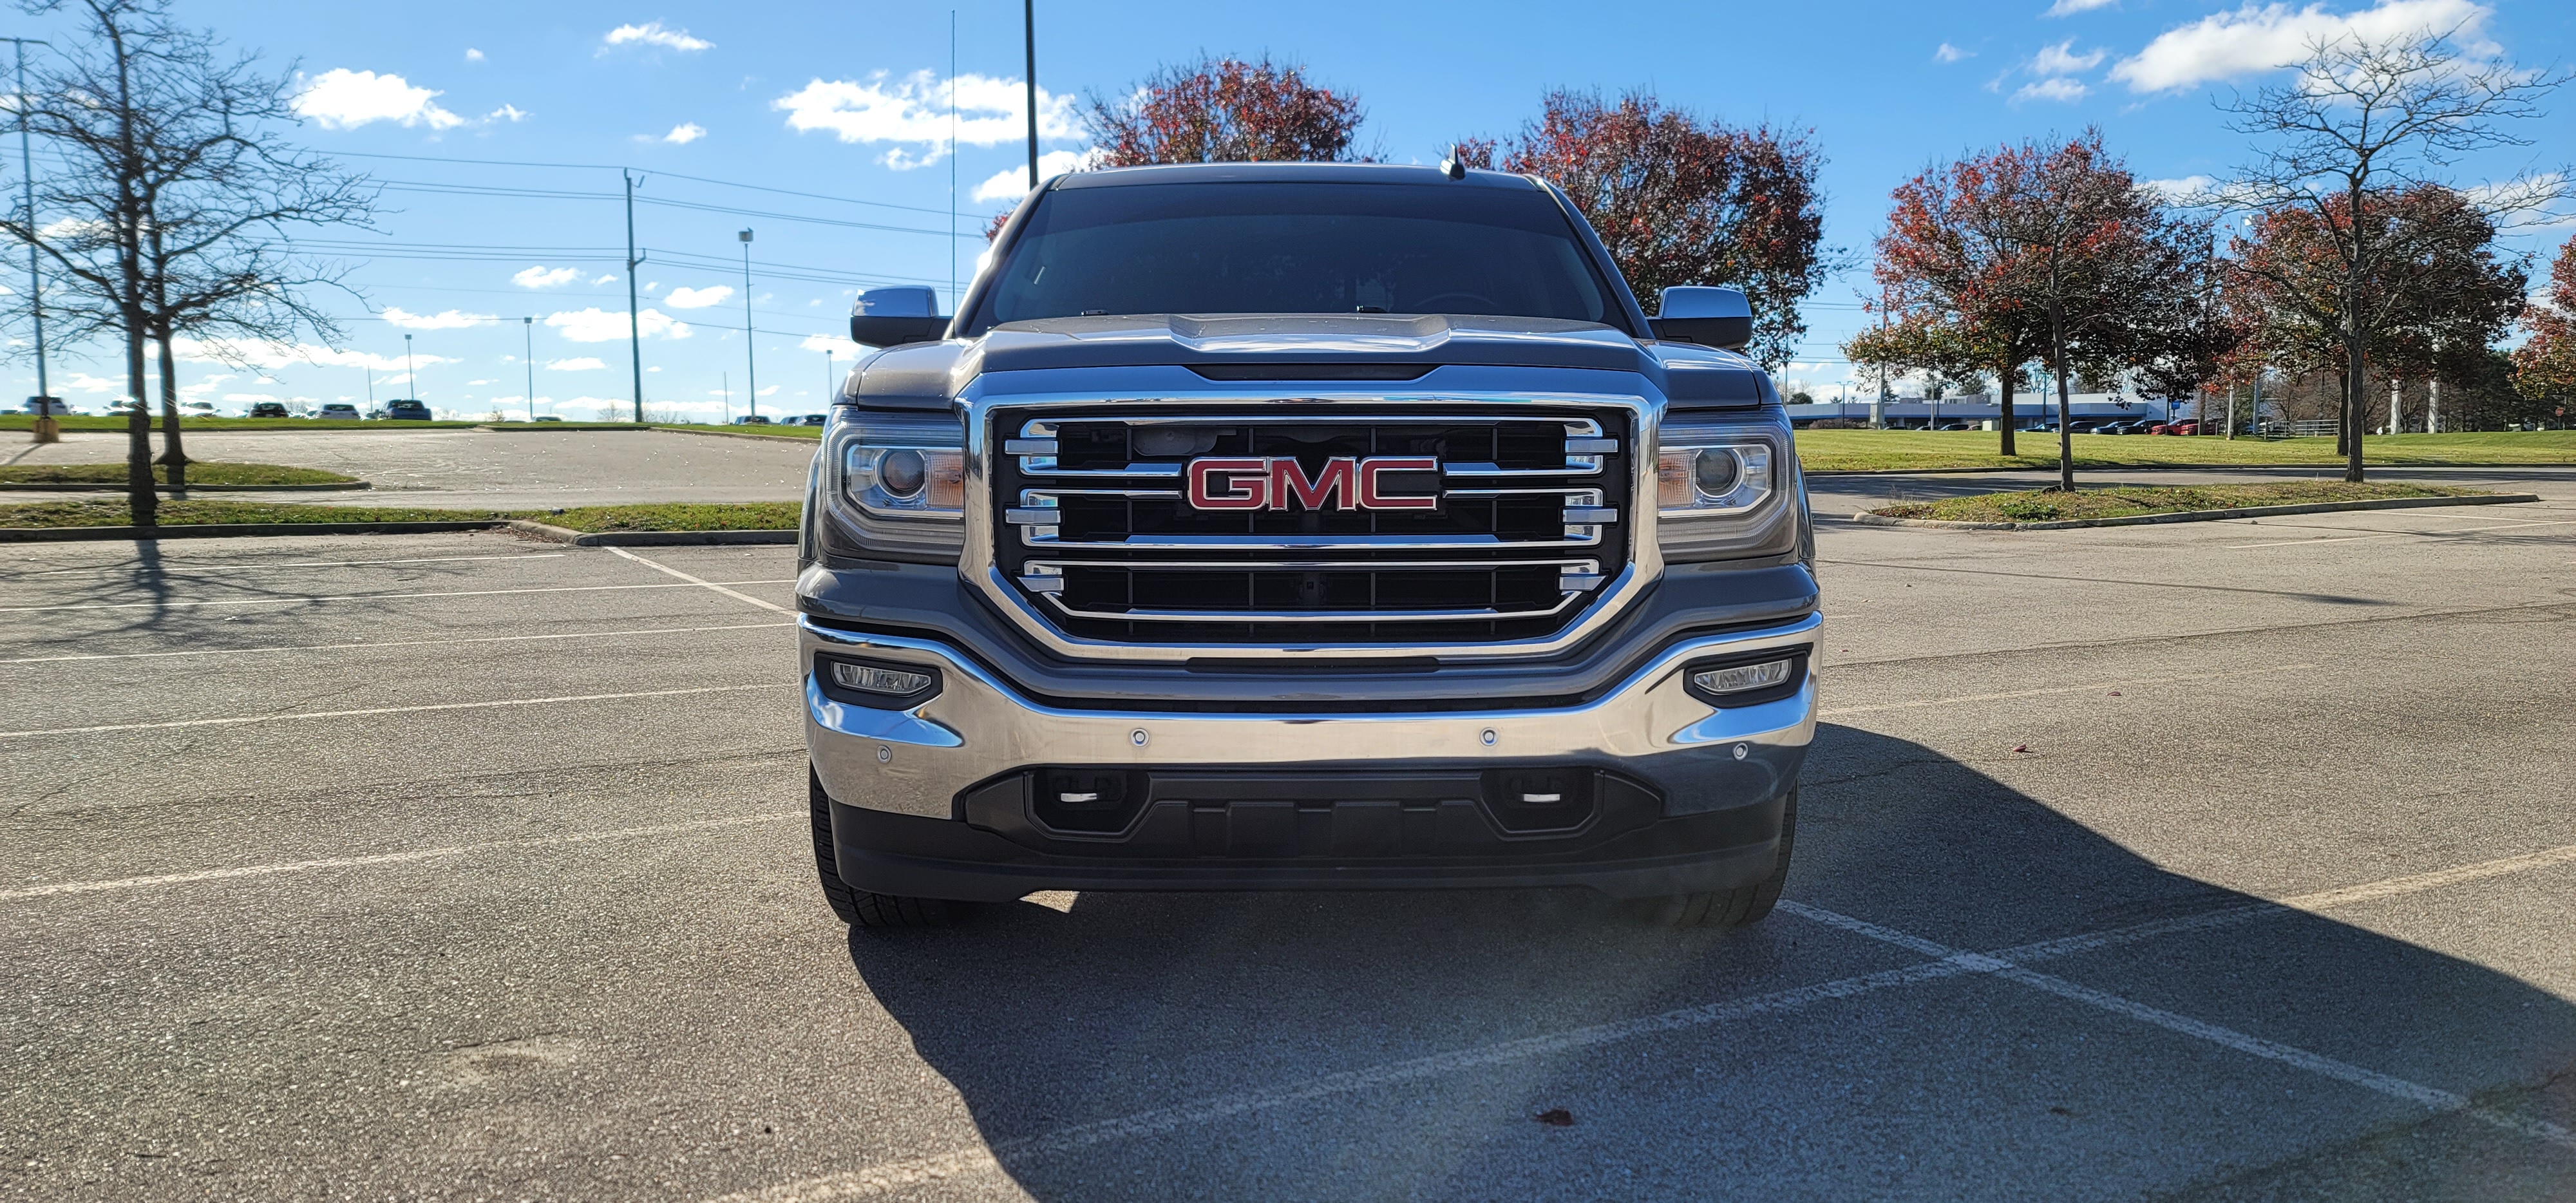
[326,148,970,218]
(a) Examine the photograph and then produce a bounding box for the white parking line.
[699,840,2576,1202]
[0,621,795,665]
[2226,534,2404,549]
[1818,662,2316,718]
[0,812,799,902]
[608,546,797,615]
[0,578,797,614]
[0,681,792,739]
[1783,901,2576,1151]
[19,553,569,576]
[2228,518,2576,549]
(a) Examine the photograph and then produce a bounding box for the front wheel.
[1664,790,1796,930]
[811,768,955,929]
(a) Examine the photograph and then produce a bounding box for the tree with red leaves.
[1457,91,1828,370]
[1855,158,2052,457]
[1084,55,1368,167]
[2512,237,2576,423]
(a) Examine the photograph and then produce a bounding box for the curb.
[471,424,651,432]
[506,520,798,546]
[0,481,371,493]
[0,520,506,542]
[1849,493,2545,531]
[648,426,822,443]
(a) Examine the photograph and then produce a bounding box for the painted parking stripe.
[0,578,797,614]
[609,546,797,615]
[0,813,800,902]
[697,842,2576,1202]
[0,681,792,739]
[1783,902,2576,1152]
[0,621,794,665]
[1818,662,2316,718]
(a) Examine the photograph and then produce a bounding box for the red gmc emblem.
[1185,456,1440,511]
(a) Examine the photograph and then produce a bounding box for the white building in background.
[1785,391,2200,429]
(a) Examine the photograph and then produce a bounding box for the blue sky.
[8,0,2572,418]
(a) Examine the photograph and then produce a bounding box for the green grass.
[0,500,799,531]
[2,414,486,432]
[0,461,359,486]
[1868,480,2489,524]
[1796,430,2576,472]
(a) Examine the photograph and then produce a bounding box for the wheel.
[810,768,954,929]
[1666,790,1797,930]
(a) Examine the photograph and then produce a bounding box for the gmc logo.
[1185,456,1439,511]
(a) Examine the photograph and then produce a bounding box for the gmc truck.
[799,162,1818,930]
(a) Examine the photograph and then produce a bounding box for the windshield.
[967,181,1626,334]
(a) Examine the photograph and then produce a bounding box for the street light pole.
[522,316,535,421]
[1023,0,1039,188]
[8,37,52,440]
[404,334,414,405]
[738,228,756,419]
[624,169,645,424]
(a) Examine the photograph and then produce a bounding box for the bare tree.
[2215,27,2566,480]
[3,0,373,518]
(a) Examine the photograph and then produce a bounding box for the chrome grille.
[989,407,1633,643]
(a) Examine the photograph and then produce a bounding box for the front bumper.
[802,613,1819,901]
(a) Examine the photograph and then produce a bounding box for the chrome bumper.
[802,614,1820,820]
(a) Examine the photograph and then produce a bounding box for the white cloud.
[546,357,607,371]
[664,284,734,309]
[2111,0,2490,93]
[513,265,583,289]
[62,370,122,395]
[2144,175,2215,200]
[800,333,858,354]
[381,306,495,330]
[2032,39,2107,75]
[2045,0,2118,14]
[1935,43,1975,63]
[757,385,780,397]
[593,274,618,285]
[663,122,706,144]
[466,379,493,386]
[488,104,529,123]
[972,149,1092,202]
[545,307,691,342]
[293,68,465,131]
[2016,77,2092,102]
[774,71,1078,169]
[603,21,713,53]
[170,337,453,372]
[465,48,486,62]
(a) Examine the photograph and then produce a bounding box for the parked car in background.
[2170,420,2202,436]
[533,414,564,422]
[180,400,216,417]
[383,399,432,421]
[1937,422,1972,431]
[20,397,72,416]
[247,401,290,419]
[314,402,362,421]
[734,414,772,425]
[791,413,829,426]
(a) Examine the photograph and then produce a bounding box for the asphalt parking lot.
[4,482,2574,1200]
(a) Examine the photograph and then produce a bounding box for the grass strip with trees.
[1798,430,2576,472]
[0,462,359,486]
[1866,481,2485,524]
[0,500,800,532]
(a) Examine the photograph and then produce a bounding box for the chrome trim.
[1022,554,1604,625]
[962,388,1663,663]
[1012,413,1612,480]
[1039,593,1585,625]
[802,614,1821,819]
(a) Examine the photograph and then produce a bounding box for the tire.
[1666,790,1797,930]
[810,768,954,929]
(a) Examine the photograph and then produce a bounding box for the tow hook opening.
[1034,770,1150,834]
[1482,768,1597,834]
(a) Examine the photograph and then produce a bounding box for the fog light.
[1691,658,1790,696]
[833,661,933,696]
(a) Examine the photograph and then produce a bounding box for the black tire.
[810,768,954,929]
[1666,790,1797,930]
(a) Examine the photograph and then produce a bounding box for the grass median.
[0,499,801,531]
[0,461,359,486]
[1797,430,2576,472]
[1866,480,2489,524]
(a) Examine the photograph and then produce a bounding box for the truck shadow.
[839,723,2576,1200]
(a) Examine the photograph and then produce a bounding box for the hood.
[847,314,1773,408]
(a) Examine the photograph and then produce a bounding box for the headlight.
[1655,419,1792,562]
[827,410,965,560]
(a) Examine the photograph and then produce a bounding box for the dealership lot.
[3,486,2574,1201]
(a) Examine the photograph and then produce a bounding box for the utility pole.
[1023,0,1039,188]
[950,9,958,308]
[825,349,835,404]
[738,227,757,419]
[8,37,51,442]
[522,316,535,420]
[404,333,415,402]
[623,169,645,424]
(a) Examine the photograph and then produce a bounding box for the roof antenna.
[1439,147,1467,180]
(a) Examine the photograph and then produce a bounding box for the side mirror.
[1649,285,1752,351]
[849,285,951,348]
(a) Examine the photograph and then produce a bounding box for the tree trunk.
[2345,336,2367,482]
[122,314,155,527]
[1998,366,2017,457]
[153,329,189,491]
[2048,303,2074,493]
